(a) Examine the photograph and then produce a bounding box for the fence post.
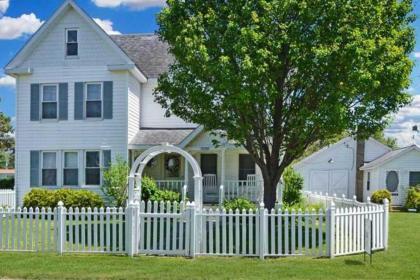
[126,201,140,257]
[188,202,196,258]
[56,201,65,255]
[383,198,389,250]
[259,202,266,260]
[327,202,336,258]
[219,185,224,208]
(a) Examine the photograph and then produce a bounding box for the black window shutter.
[59,83,68,120]
[30,84,40,121]
[103,81,113,119]
[74,82,84,120]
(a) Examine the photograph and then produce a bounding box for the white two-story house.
[6,0,262,205]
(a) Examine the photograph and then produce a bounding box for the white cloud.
[0,75,15,87]
[413,52,420,59]
[93,18,121,35]
[0,0,9,14]
[92,0,165,10]
[0,13,43,40]
[385,95,420,146]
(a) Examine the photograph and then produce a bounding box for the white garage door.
[310,170,349,197]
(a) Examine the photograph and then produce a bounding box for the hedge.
[23,188,104,208]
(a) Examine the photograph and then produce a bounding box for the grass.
[0,212,419,279]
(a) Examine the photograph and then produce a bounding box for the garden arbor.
[128,143,203,208]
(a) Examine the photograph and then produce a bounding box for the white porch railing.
[221,179,263,203]
[155,180,185,193]
[0,190,15,208]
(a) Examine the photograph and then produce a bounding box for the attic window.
[66,29,78,56]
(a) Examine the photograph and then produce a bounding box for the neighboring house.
[0,169,15,179]
[295,137,420,206]
[5,0,260,205]
[360,145,420,206]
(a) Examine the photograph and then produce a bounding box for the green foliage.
[371,189,392,204]
[155,0,414,208]
[141,176,181,202]
[0,177,14,189]
[101,157,129,207]
[282,167,304,206]
[23,188,104,208]
[405,186,420,211]
[223,198,256,211]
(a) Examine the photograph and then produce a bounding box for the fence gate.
[137,201,192,256]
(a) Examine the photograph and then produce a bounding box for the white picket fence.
[304,191,366,208]
[0,197,389,259]
[0,190,15,208]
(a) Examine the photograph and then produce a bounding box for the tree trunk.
[263,176,278,210]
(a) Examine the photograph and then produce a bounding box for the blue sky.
[0,0,420,146]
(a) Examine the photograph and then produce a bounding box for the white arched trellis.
[128,143,203,209]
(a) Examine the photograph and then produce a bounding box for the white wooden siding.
[364,149,420,205]
[128,74,140,143]
[19,8,125,69]
[140,79,196,128]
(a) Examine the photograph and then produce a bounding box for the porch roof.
[129,128,196,148]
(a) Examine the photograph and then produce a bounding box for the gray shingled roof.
[110,34,173,78]
[130,129,195,146]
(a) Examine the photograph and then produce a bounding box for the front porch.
[129,148,263,204]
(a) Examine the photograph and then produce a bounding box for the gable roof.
[293,136,391,169]
[110,34,173,78]
[5,0,146,82]
[360,145,420,170]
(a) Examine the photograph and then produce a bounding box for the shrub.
[405,187,420,211]
[223,198,256,211]
[101,157,129,207]
[371,189,392,204]
[23,188,104,208]
[0,177,14,189]
[282,166,304,206]
[141,176,181,202]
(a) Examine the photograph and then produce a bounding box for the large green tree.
[155,0,414,208]
[0,98,14,168]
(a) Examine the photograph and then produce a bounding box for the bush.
[282,166,304,206]
[23,188,104,208]
[141,176,181,202]
[0,177,14,189]
[223,198,256,211]
[405,187,420,211]
[101,157,129,207]
[371,189,392,204]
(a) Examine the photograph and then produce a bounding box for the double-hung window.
[66,29,78,56]
[42,152,57,186]
[42,85,58,119]
[63,152,79,186]
[85,151,100,185]
[85,83,102,118]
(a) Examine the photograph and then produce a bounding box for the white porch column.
[220,148,226,185]
[184,157,189,183]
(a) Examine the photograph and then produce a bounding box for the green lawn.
[0,212,419,280]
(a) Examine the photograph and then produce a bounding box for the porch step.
[391,205,404,212]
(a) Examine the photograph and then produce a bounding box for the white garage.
[294,137,390,198]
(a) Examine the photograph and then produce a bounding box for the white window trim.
[84,150,102,187]
[41,84,59,121]
[41,151,58,187]
[65,28,79,58]
[62,151,79,187]
[84,82,103,120]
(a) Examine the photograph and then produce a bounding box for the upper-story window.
[66,29,78,57]
[42,84,58,120]
[85,83,102,118]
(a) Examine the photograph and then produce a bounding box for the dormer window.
[66,29,78,56]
